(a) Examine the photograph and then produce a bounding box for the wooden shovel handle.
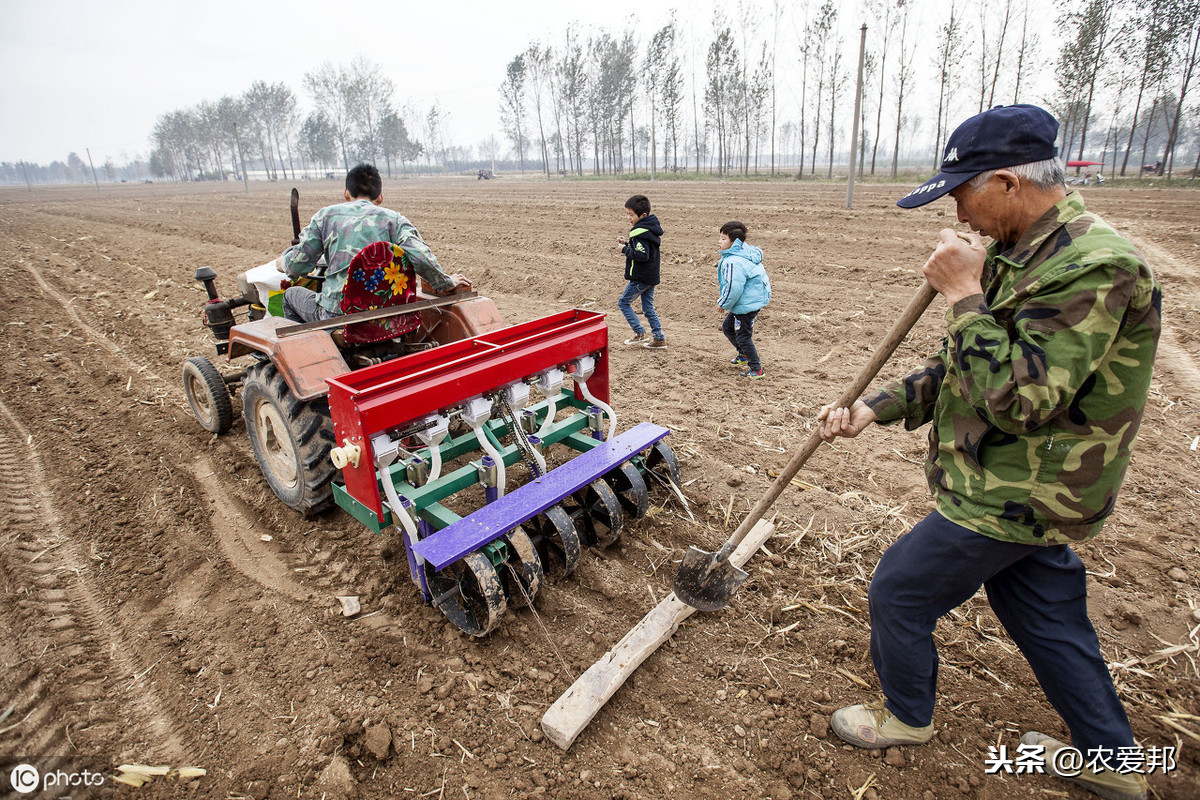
[713,280,938,562]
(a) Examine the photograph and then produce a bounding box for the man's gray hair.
[967,158,1066,192]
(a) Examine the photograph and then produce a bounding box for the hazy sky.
[1,0,1060,167]
[0,0,691,164]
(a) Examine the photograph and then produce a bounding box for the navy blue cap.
[897,104,1060,209]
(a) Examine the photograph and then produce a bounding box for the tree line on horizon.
[3,0,1199,186]
[145,57,429,183]
[494,0,1200,180]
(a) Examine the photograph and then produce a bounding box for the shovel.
[674,279,939,611]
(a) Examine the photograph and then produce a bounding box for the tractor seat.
[339,241,421,345]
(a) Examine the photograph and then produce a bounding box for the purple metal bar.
[412,422,670,570]
[414,519,435,598]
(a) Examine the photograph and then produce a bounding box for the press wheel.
[500,527,543,608]
[524,504,581,577]
[571,479,624,548]
[426,550,507,637]
[642,440,682,488]
[604,461,649,520]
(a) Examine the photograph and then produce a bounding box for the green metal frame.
[332,388,611,535]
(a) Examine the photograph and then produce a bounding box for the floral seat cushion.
[339,241,420,344]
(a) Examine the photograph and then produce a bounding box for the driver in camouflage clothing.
[818,105,1160,800]
[280,163,470,323]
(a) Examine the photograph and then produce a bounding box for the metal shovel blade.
[672,545,750,611]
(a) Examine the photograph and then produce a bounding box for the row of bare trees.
[148,57,424,182]
[9,0,1200,185]
[494,0,1200,180]
[1055,0,1200,176]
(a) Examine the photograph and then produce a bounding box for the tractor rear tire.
[183,356,234,434]
[241,362,335,515]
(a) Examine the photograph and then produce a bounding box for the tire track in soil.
[16,254,168,388]
[188,453,434,636]
[188,454,313,603]
[0,401,196,764]
[13,229,393,623]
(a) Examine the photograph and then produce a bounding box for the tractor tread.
[242,363,336,515]
[183,356,234,434]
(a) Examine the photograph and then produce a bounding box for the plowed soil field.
[1,178,1197,800]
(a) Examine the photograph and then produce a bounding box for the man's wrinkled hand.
[817,400,877,442]
[922,229,985,305]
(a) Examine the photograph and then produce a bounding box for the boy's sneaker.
[831,699,934,749]
[730,355,748,367]
[1020,732,1147,800]
[623,332,648,345]
[643,338,667,349]
[739,368,765,379]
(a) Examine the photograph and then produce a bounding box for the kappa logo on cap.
[943,147,960,164]
[902,179,947,199]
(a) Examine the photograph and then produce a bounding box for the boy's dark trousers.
[722,311,760,371]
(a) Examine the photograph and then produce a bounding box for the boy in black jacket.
[616,194,666,348]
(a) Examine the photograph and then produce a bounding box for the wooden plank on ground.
[540,519,775,750]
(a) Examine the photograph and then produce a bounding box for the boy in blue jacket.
[717,221,771,379]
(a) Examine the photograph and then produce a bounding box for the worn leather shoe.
[1020,732,1147,800]
[830,699,933,749]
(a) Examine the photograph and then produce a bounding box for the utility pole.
[846,23,868,209]
[86,148,101,190]
[20,161,31,190]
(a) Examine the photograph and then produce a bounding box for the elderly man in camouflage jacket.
[280,163,470,324]
[818,105,1160,800]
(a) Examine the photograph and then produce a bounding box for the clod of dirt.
[364,722,392,760]
[808,713,828,738]
[884,747,906,768]
[337,595,362,617]
[319,755,355,795]
[767,781,793,800]
[1119,603,1144,626]
[1168,566,1188,581]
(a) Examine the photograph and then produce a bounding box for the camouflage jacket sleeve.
[863,349,948,431]
[395,218,454,293]
[280,216,325,277]
[944,255,1137,434]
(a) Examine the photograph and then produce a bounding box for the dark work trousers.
[869,511,1134,754]
[721,311,761,371]
[282,286,337,324]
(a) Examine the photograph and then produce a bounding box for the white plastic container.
[243,261,287,306]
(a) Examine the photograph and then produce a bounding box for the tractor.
[181,192,680,635]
